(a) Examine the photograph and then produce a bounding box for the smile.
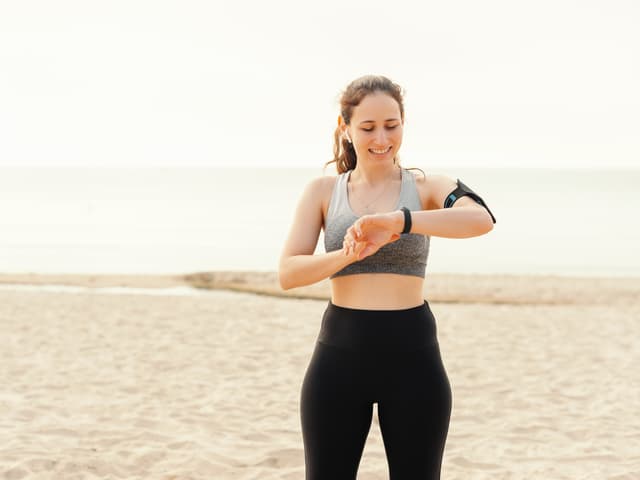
[369,146,392,154]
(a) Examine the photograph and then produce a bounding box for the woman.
[278,75,496,479]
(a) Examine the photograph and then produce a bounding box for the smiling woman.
[278,74,497,479]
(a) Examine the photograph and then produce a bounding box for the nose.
[375,128,388,145]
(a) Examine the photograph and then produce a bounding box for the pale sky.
[1,0,638,168]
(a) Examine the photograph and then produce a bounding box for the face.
[343,91,404,164]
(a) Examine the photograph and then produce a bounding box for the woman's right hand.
[342,236,367,261]
[342,211,403,260]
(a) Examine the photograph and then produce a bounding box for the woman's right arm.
[278,176,356,290]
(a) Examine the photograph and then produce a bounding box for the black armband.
[444,179,496,224]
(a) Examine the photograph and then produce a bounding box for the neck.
[350,162,401,186]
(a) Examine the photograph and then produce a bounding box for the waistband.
[317,300,439,352]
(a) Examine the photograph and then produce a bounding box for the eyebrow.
[358,118,401,125]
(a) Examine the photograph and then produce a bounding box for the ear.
[337,115,350,137]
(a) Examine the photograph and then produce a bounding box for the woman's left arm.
[390,203,493,238]
[402,172,495,238]
[344,173,494,257]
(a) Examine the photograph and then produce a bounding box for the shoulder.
[299,172,338,192]
[415,172,458,210]
[299,174,340,218]
[423,172,492,210]
[409,170,458,210]
[304,173,339,197]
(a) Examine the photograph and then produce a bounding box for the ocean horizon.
[1,166,638,278]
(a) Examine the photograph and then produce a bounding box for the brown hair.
[323,75,424,178]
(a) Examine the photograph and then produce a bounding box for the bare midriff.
[330,273,425,310]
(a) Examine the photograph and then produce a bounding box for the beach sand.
[0,272,638,479]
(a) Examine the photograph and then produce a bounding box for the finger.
[354,241,367,260]
[345,232,359,247]
[360,244,376,259]
[350,220,363,237]
[345,239,353,255]
[348,239,356,255]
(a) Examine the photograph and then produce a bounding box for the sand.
[0,272,639,479]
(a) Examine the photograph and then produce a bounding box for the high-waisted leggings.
[300,300,452,480]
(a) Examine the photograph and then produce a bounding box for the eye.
[361,128,374,132]
[386,125,398,130]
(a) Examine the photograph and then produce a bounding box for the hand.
[342,211,403,261]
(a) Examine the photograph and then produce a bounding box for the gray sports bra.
[324,167,429,278]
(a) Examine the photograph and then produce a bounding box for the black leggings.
[300,301,452,480]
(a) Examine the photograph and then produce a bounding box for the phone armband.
[444,179,496,224]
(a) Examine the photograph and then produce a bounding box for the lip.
[368,146,392,155]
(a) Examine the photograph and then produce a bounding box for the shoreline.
[0,271,637,306]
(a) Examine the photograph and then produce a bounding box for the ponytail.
[325,125,358,174]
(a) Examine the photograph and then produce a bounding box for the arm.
[395,173,494,238]
[409,173,495,238]
[278,177,359,290]
[280,249,356,290]
[343,174,494,256]
[389,203,493,238]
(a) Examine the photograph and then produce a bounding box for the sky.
[1,0,638,168]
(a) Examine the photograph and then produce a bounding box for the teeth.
[370,147,391,154]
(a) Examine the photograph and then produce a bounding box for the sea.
[0,166,638,278]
